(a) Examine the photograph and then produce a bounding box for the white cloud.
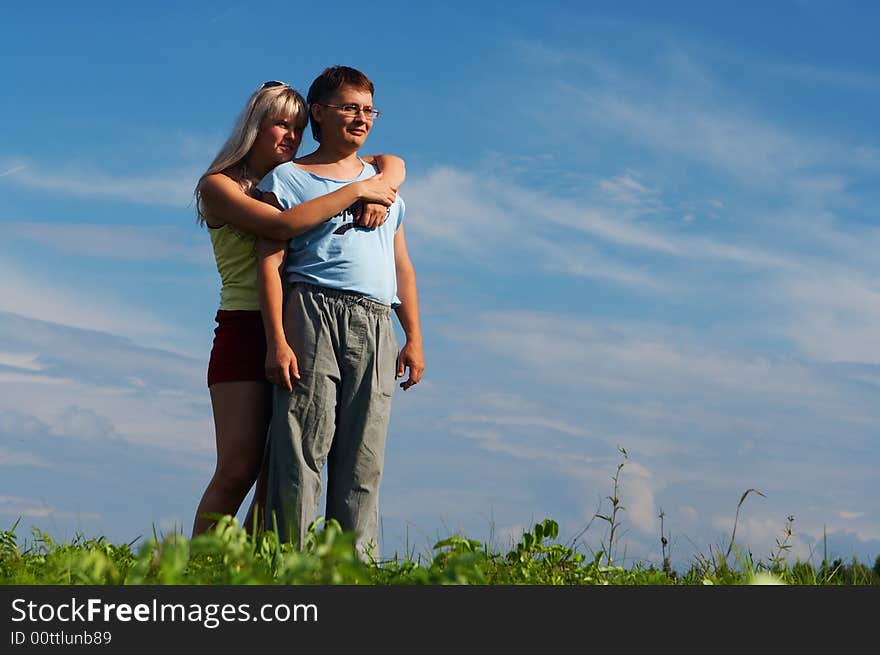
[0,446,51,468]
[0,495,101,521]
[447,412,591,438]
[0,372,68,385]
[427,308,879,548]
[0,375,211,453]
[802,215,880,269]
[457,311,829,401]
[0,313,212,454]
[534,239,670,289]
[0,165,27,178]
[0,409,50,436]
[556,207,679,255]
[0,261,174,341]
[781,271,880,364]
[706,513,814,564]
[618,459,660,536]
[598,173,657,208]
[839,511,864,520]
[50,406,120,441]
[399,46,880,379]
[771,63,880,93]
[0,160,199,207]
[539,47,880,194]
[0,351,43,371]
[405,166,789,291]
[5,222,212,264]
[589,90,804,183]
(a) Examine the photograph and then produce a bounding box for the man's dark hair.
[306,66,375,142]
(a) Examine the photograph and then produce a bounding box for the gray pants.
[265,283,397,559]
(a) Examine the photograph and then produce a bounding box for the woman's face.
[254,116,303,165]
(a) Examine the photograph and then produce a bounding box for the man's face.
[315,85,375,149]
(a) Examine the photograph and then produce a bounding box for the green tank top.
[208,224,259,311]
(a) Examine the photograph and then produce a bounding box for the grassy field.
[2,513,878,585]
[3,451,877,585]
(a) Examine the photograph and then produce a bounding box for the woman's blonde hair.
[195,82,307,223]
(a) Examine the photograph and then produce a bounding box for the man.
[256,66,424,558]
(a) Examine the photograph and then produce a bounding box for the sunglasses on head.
[260,80,287,90]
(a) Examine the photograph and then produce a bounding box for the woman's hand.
[265,340,300,392]
[354,173,396,206]
[354,174,397,228]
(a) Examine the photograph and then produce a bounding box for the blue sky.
[2,0,879,571]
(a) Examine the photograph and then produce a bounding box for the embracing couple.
[191,66,424,559]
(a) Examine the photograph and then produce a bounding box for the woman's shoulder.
[200,171,242,198]
[200,172,253,227]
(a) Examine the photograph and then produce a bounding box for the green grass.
[1,515,877,585]
[3,451,877,585]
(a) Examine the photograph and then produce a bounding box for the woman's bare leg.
[192,380,272,537]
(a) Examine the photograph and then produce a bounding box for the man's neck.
[296,145,363,176]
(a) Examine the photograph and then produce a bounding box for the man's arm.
[392,225,424,390]
[358,155,406,228]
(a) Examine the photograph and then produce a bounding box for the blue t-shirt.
[257,159,404,307]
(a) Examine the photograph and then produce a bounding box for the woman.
[191,80,405,537]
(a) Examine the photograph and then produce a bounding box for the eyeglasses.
[260,80,287,89]
[320,103,381,120]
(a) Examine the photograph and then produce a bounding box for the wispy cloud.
[561,77,829,189]
[6,222,211,264]
[0,495,101,521]
[771,64,880,93]
[516,42,880,198]
[405,166,789,289]
[781,271,880,364]
[448,412,593,438]
[433,309,879,522]
[531,239,669,290]
[0,351,43,371]
[0,446,51,468]
[460,310,876,408]
[0,159,199,207]
[0,261,176,340]
[0,165,27,178]
[0,313,211,453]
[416,310,880,563]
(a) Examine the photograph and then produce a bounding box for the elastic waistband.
[290,282,391,317]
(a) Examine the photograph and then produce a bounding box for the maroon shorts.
[207,310,268,386]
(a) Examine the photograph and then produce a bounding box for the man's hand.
[353,173,395,229]
[265,341,300,393]
[396,340,424,391]
[354,174,396,228]
[356,201,391,228]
